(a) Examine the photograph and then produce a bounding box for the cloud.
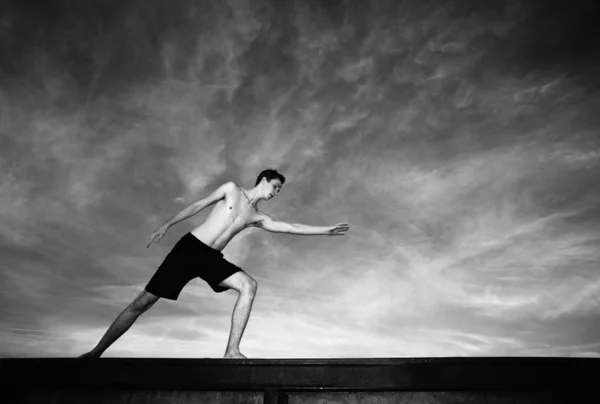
[1,0,599,359]
[542,279,600,320]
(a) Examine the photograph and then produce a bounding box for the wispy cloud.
[1,0,599,358]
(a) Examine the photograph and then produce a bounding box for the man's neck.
[242,187,262,207]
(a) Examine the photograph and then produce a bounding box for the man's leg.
[79,290,159,358]
[218,272,258,359]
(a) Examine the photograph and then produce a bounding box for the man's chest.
[224,197,256,225]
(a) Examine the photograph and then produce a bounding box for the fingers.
[147,234,158,248]
[332,227,349,235]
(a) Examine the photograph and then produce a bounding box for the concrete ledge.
[2,357,599,403]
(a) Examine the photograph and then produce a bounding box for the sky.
[1,0,599,359]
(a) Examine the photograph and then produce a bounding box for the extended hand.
[327,223,350,236]
[147,225,168,248]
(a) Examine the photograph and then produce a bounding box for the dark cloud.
[499,0,600,78]
[1,0,599,358]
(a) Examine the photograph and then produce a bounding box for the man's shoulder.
[248,210,269,228]
[207,181,237,200]
[254,210,273,220]
[220,181,238,193]
[249,209,269,221]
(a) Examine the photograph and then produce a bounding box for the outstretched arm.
[147,181,235,247]
[289,222,349,235]
[253,212,349,236]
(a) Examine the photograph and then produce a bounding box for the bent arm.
[161,182,234,229]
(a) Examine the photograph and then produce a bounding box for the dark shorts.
[144,233,244,300]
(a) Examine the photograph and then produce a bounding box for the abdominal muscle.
[190,186,257,251]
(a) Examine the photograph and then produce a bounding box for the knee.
[241,278,258,296]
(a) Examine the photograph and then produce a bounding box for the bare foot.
[79,351,101,359]
[223,350,247,359]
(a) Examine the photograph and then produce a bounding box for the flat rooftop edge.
[2,357,599,391]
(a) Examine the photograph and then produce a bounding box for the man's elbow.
[270,222,294,234]
[283,223,296,234]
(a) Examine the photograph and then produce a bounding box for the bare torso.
[190,183,258,251]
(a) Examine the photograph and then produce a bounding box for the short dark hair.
[255,168,286,186]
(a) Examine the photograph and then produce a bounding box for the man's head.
[255,168,286,200]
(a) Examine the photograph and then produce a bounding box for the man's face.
[266,179,282,199]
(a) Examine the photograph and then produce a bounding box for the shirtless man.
[79,169,350,359]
